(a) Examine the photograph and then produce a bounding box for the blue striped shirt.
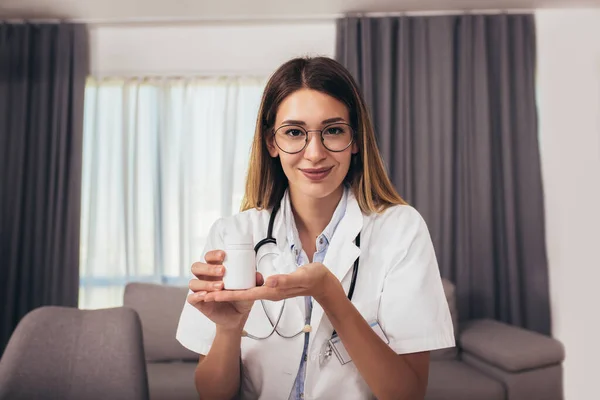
[283,188,348,400]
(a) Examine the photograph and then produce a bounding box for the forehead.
[275,89,349,124]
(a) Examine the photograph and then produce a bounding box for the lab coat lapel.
[271,207,291,273]
[310,191,363,339]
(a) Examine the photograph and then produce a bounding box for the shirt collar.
[282,186,349,254]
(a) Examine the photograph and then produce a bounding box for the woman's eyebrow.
[280,117,347,126]
[322,117,346,124]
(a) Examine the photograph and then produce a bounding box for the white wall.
[536,9,600,400]
[88,21,337,78]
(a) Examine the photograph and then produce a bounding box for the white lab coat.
[176,190,455,400]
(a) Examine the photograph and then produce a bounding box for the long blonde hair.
[240,57,406,214]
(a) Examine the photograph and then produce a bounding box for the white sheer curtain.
[79,77,265,309]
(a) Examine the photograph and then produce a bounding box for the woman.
[176,57,454,400]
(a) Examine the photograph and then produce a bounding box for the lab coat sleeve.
[175,218,224,355]
[378,207,456,355]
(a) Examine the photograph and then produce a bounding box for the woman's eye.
[326,127,343,135]
[286,129,304,137]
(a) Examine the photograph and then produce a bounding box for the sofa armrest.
[459,319,564,373]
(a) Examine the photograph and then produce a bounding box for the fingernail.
[196,291,207,298]
[213,282,222,289]
[216,266,224,274]
[266,278,278,288]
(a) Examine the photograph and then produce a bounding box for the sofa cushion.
[124,283,198,362]
[430,278,459,360]
[146,362,198,400]
[426,360,504,400]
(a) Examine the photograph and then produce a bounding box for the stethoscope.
[242,199,360,352]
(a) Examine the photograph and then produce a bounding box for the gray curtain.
[0,23,89,355]
[337,14,551,335]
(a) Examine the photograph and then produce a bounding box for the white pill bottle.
[222,232,256,290]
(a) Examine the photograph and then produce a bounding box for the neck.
[289,185,344,240]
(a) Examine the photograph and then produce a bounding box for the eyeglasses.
[273,123,355,154]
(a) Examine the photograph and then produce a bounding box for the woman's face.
[268,88,358,201]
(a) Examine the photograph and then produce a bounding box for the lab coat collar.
[268,187,363,333]
[283,187,349,263]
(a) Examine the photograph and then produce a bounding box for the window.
[79,77,265,309]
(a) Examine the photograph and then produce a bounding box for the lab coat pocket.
[328,298,388,366]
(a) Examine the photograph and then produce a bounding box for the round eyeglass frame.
[272,122,356,154]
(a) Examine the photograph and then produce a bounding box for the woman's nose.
[303,131,327,162]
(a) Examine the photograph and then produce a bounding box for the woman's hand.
[187,250,264,331]
[202,262,341,304]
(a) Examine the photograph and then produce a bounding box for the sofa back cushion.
[430,278,459,360]
[124,282,198,362]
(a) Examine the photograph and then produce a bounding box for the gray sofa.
[123,280,564,400]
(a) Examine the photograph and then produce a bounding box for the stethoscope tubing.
[244,200,360,341]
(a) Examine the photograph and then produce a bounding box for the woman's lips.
[299,166,333,181]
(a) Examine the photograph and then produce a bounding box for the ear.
[351,141,359,155]
[266,132,279,158]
